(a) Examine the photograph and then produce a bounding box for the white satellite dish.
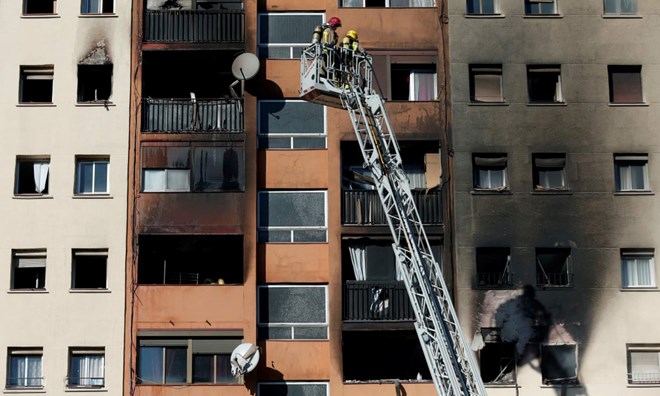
[229,53,260,101]
[230,343,260,377]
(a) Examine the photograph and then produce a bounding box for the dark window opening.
[541,344,578,385]
[78,65,112,102]
[81,0,113,14]
[343,330,430,381]
[480,335,516,384]
[15,159,50,195]
[72,250,107,289]
[24,0,55,14]
[527,66,562,103]
[370,53,437,101]
[476,248,511,288]
[19,66,54,103]
[11,250,46,290]
[137,235,243,285]
[192,354,233,384]
[609,65,643,104]
[536,248,572,287]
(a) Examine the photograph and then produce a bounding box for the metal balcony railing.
[629,372,660,384]
[6,377,44,388]
[343,280,414,321]
[142,98,243,133]
[536,272,574,287]
[144,10,245,43]
[67,377,105,388]
[342,189,443,225]
[475,272,513,289]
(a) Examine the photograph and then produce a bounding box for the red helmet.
[327,16,342,28]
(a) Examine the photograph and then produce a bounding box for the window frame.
[540,344,578,385]
[478,328,517,384]
[67,348,105,388]
[23,0,57,15]
[608,65,643,104]
[475,247,512,289]
[77,64,113,103]
[11,249,47,291]
[614,154,649,192]
[466,0,500,15]
[532,153,567,191]
[257,13,324,59]
[469,65,503,103]
[621,249,656,289]
[258,382,330,396]
[524,0,558,15]
[604,0,636,15]
[627,345,660,384]
[15,156,51,196]
[257,285,329,340]
[6,348,43,389]
[19,65,54,103]
[340,0,434,7]
[75,158,110,195]
[535,248,572,288]
[369,51,438,102]
[527,65,564,104]
[71,249,108,290]
[80,0,114,14]
[257,190,328,243]
[472,154,508,191]
[257,99,327,149]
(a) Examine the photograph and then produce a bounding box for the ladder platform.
[299,77,345,109]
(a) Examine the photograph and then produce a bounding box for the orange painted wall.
[258,341,331,380]
[135,385,248,396]
[135,286,244,329]
[259,244,329,283]
[258,150,329,189]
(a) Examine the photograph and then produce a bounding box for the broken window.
[541,344,578,385]
[6,348,43,389]
[258,285,328,340]
[71,249,107,289]
[137,235,243,285]
[19,66,54,103]
[77,65,112,102]
[138,332,242,385]
[343,330,429,381]
[533,153,567,191]
[81,0,113,14]
[470,65,503,102]
[11,249,46,290]
[536,248,572,287]
[15,157,50,195]
[258,13,324,59]
[192,147,244,191]
[621,249,656,288]
[23,0,56,15]
[467,0,499,14]
[527,65,563,103]
[605,0,636,15]
[370,51,437,101]
[473,154,507,190]
[628,345,660,384]
[609,65,643,104]
[76,158,109,195]
[476,248,512,288]
[258,382,329,396]
[258,191,327,243]
[67,348,105,388]
[258,100,326,149]
[525,0,557,15]
[478,328,516,384]
[614,154,649,192]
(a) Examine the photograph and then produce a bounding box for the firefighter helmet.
[347,29,358,40]
[327,16,342,28]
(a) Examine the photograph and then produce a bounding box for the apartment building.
[0,0,130,394]
[450,0,660,394]
[125,0,448,395]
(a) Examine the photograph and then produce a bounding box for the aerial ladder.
[300,44,487,396]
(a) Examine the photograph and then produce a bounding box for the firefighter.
[341,29,362,89]
[320,17,341,79]
[311,24,323,44]
[342,29,361,53]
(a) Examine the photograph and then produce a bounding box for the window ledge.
[13,195,53,200]
[20,14,59,19]
[16,103,56,107]
[467,101,509,106]
[523,14,563,19]
[620,288,659,292]
[471,189,511,195]
[64,388,108,392]
[79,14,118,18]
[603,14,642,19]
[7,290,49,294]
[72,195,113,199]
[75,102,116,107]
[627,383,660,387]
[69,289,111,294]
[464,14,505,18]
[4,389,46,394]
[527,102,567,107]
[530,190,572,195]
[609,102,649,107]
[614,191,654,196]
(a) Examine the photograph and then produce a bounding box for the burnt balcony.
[342,189,443,225]
[343,280,414,321]
[141,98,243,133]
[144,9,244,43]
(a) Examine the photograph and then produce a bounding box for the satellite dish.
[230,343,260,377]
[232,53,260,81]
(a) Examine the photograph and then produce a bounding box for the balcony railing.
[536,272,574,288]
[343,280,414,321]
[144,10,245,43]
[142,98,243,133]
[342,189,443,225]
[67,377,105,388]
[475,272,513,289]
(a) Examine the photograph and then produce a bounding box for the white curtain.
[348,245,366,281]
[77,355,105,386]
[622,258,654,287]
[554,75,564,103]
[33,163,49,194]
[342,0,364,6]
[409,71,437,101]
[409,0,434,6]
[18,356,42,386]
[402,163,425,189]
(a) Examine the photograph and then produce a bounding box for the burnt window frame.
[469,65,504,103]
[71,249,108,290]
[608,65,643,104]
[532,153,567,191]
[369,51,438,102]
[77,64,113,103]
[475,248,512,289]
[478,328,517,385]
[472,153,508,191]
[11,249,47,291]
[23,0,56,15]
[540,344,578,385]
[257,382,329,396]
[80,0,114,14]
[527,65,564,104]
[19,65,54,104]
[535,247,573,288]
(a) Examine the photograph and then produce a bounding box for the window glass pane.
[467,0,479,13]
[164,347,187,384]
[260,383,328,396]
[259,192,325,227]
[192,355,214,383]
[79,163,94,193]
[215,354,233,383]
[539,168,565,189]
[482,0,495,13]
[143,170,166,191]
[259,15,323,44]
[541,345,577,383]
[294,327,329,339]
[630,164,646,190]
[293,137,327,149]
[260,101,324,135]
[94,162,108,193]
[604,0,617,12]
[259,287,326,324]
[621,0,636,13]
[192,147,244,191]
[166,169,190,191]
[293,229,327,242]
[138,347,163,384]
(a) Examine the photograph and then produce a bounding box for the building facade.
[450,0,660,394]
[0,0,130,394]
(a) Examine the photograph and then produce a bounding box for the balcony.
[536,272,574,288]
[343,280,414,321]
[144,10,244,43]
[475,271,513,289]
[342,189,443,225]
[142,98,243,133]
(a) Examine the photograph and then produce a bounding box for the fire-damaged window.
[15,157,50,195]
[370,51,437,101]
[258,191,327,243]
[533,153,567,191]
[81,0,113,14]
[258,100,326,149]
[343,330,430,381]
[23,0,56,15]
[536,248,572,287]
[258,285,328,340]
[473,154,507,191]
[71,249,107,290]
[540,344,578,385]
[258,382,329,396]
[11,249,47,290]
[142,145,244,192]
[258,13,324,59]
[137,235,243,285]
[19,66,54,103]
[527,65,563,104]
[77,65,112,102]
[478,328,516,385]
[475,248,512,289]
